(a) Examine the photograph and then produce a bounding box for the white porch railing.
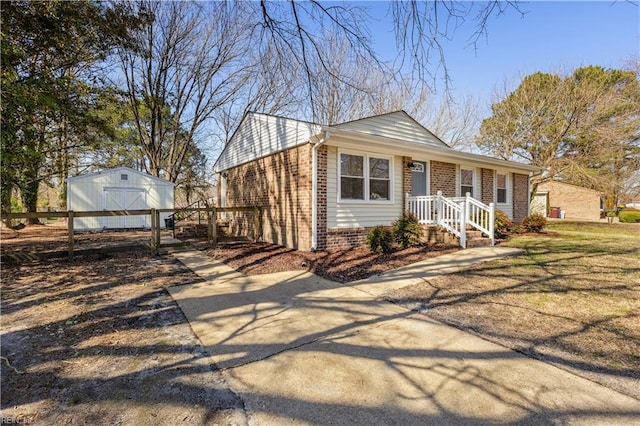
[405,191,495,248]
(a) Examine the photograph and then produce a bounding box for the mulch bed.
[204,241,460,283]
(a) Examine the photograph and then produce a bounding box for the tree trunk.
[21,178,40,225]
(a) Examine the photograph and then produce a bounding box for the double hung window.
[340,152,391,201]
[460,168,474,196]
[496,173,508,203]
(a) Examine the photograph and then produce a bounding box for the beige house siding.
[221,144,313,250]
[537,181,602,220]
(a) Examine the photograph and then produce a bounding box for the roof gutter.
[311,131,329,251]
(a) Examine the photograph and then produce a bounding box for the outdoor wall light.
[406,161,415,169]
[221,172,228,178]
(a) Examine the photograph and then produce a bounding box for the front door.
[411,161,427,196]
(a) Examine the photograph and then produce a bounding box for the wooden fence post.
[208,207,217,246]
[154,209,161,253]
[150,208,156,251]
[68,210,74,260]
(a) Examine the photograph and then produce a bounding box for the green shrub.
[522,213,547,233]
[366,225,394,253]
[494,210,513,239]
[393,211,423,249]
[619,208,640,223]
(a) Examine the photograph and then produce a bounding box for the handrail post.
[436,191,443,226]
[489,202,495,246]
[68,210,74,260]
[465,192,471,225]
[460,203,467,249]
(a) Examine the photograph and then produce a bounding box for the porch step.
[465,237,492,248]
[465,230,492,248]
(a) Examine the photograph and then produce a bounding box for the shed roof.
[66,166,175,186]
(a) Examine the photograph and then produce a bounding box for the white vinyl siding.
[215,113,320,172]
[333,111,448,148]
[327,146,402,228]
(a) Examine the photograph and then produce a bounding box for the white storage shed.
[67,166,175,230]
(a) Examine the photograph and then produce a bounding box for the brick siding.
[538,181,602,220]
[512,173,529,223]
[222,144,313,250]
[315,145,328,250]
[481,168,494,205]
[402,157,413,207]
[430,161,456,197]
[326,227,370,250]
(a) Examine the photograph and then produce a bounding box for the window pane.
[340,153,363,177]
[461,169,473,185]
[341,177,364,200]
[369,157,389,179]
[497,173,506,188]
[462,185,473,196]
[370,179,390,200]
[497,188,507,203]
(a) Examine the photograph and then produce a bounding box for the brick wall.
[538,181,602,220]
[315,145,328,250]
[326,227,370,250]
[402,157,413,207]
[430,161,456,197]
[481,168,494,204]
[223,144,313,250]
[512,173,529,223]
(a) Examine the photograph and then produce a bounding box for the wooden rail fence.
[1,206,262,260]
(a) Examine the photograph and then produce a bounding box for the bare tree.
[255,1,523,119]
[119,1,251,182]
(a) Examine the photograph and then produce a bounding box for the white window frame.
[458,166,476,198]
[495,171,511,205]
[338,149,393,204]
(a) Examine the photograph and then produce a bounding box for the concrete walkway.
[168,246,640,425]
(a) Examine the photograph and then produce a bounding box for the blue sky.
[364,1,639,109]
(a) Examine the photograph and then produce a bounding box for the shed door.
[411,161,428,196]
[103,188,148,229]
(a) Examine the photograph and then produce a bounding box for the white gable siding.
[67,167,174,230]
[326,145,403,229]
[215,113,320,172]
[333,111,447,148]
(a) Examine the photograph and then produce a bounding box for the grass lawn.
[386,221,640,399]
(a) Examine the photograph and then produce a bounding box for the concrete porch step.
[465,237,492,248]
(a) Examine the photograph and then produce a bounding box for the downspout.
[311,131,329,251]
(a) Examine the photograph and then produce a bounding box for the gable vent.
[120,174,128,181]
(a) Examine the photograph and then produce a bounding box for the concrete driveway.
[168,248,640,425]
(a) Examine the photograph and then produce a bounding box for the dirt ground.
[205,241,460,283]
[1,242,246,424]
[0,221,169,258]
[2,223,637,423]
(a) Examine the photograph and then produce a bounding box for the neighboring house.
[531,181,603,220]
[214,111,539,251]
[67,166,175,230]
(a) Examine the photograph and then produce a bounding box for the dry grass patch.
[385,221,640,399]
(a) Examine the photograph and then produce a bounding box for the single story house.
[67,166,175,230]
[214,111,539,251]
[531,181,603,220]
